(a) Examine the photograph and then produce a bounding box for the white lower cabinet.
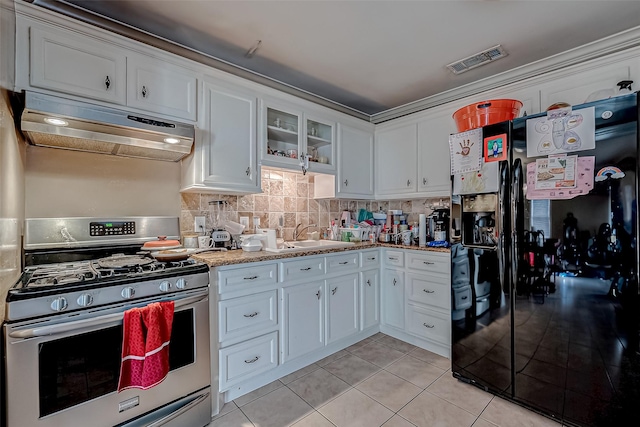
[360,269,380,330]
[219,332,278,390]
[381,268,404,330]
[326,273,359,344]
[281,280,325,362]
[380,249,451,358]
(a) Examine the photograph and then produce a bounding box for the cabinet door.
[260,100,304,170]
[337,123,374,198]
[30,26,126,104]
[381,269,404,329]
[126,55,197,121]
[200,80,259,193]
[417,108,454,196]
[306,115,336,173]
[360,269,380,330]
[326,273,359,344]
[540,62,632,109]
[281,281,324,362]
[375,123,417,196]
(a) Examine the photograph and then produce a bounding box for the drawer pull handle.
[332,287,338,295]
[316,290,321,300]
[367,279,371,286]
[389,257,398,261]
[243,275,258,280]
[244,356,260,364]
[243,312,259,318]
[105,76,111,90]
[461,296,468,300]
[393,278,397,286]
[367,257,376,261]
[423,289,435,294]
[423,177,427,186]
[423,323,435,328]
[300,267,312,271]
[423,261,434,265]
[141,85,148,98]
[339,261,349,265]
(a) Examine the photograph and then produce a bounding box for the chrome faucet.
[293,223,317,241]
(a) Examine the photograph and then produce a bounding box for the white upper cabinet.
[29,26,127,104]
[417,107,455,196]
[21,18,199,122]
[126,55,197,121]
[181,79,259,194]
[337,123,374,198]
[375,123,418,196]
[260,99,337,174]
[539,61,634,110]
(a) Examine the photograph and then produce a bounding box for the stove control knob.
[77,293,93,307]
[175,278,187,289]
[159,281,172,292]
[121,287,135,299]
[51,297,68,312]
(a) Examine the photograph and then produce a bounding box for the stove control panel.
[90,221,136,236]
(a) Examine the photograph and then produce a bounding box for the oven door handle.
[9,291,208,339]
[145,390,210,427]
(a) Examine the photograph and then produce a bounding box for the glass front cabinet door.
[261,100,336,174]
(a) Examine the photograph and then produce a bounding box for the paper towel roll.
[419,214,427,247]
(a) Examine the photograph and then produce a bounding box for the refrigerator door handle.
[497,161,509,294]
[511,158,523,295]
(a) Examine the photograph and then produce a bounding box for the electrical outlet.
[194,216,206,233]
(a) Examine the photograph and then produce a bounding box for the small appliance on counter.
[428,208,450,242]
[209,200,232,249]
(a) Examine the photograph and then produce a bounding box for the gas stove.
[6,216,210,322]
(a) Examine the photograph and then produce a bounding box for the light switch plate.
[194,216,206,232]
[239,216,250,229]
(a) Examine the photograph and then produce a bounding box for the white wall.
[25,146,181,218]
[0,90,26,322]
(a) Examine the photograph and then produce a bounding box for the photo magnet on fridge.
[484,133,507,162]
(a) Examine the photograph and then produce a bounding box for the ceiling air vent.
[447,45,508,75]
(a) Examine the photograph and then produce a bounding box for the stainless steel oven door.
[4,288,211,427]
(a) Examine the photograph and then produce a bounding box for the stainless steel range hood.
[18,91,195,161]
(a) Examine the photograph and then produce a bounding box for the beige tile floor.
[208,333,564,427]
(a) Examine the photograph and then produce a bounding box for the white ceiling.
[60,0,640,116]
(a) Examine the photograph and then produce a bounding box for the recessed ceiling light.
[164,137,180,144]
[44,117,68,126]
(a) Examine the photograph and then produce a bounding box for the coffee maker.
[208,200,232,248]
[429,209,450,242]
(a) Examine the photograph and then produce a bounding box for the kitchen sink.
[264,240,355,253]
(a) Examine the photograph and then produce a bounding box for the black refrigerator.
[450,92,640,427]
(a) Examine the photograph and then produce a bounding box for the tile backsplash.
[181,168,448,240]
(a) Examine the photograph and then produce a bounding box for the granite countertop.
[191,241,450,268]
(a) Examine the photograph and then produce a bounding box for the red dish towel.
[118,301,175,392]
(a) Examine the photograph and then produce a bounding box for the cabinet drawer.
[219,290,278,342]
[384,250,404,267]
[217,263,278,293]
[280,257,325,282]
[406,273,449,310]
[326,252,359,274]
[219,332,278,390]
[360,250,380,269]
[406,252,449,275]
[406,305,450,345]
